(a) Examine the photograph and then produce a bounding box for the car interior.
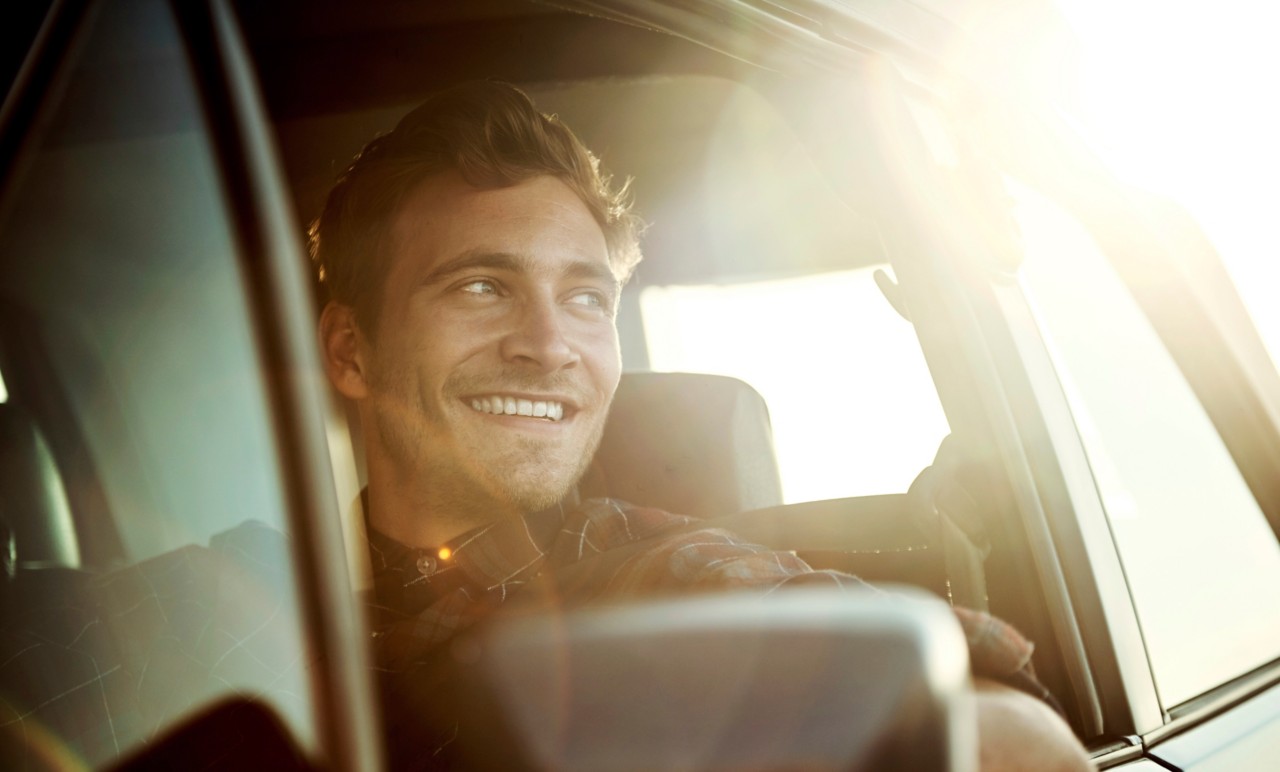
[255,0,1077,750]
[0,0,1090,768]
[248,0,1069,697]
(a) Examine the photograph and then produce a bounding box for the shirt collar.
[362,490,571,593]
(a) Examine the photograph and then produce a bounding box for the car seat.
[580,373,991,610]
[578,371,785,516]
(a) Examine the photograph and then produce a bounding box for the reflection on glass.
[0,0,316,765]
[1013,180,1280,707]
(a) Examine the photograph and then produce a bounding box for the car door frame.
[957,102,1280,768]
[169,1,385,767]
[0,0,384,768]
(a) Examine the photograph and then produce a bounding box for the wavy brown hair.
[309,80,643,333]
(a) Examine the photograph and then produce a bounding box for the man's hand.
[974,678,1094,771]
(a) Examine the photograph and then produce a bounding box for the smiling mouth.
[469,395,567,421]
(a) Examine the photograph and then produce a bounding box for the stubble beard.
[368,362,608,519]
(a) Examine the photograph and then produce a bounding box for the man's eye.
[460,279,498,295]
[567,291,606,309]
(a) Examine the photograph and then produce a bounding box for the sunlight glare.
[641,268,950,503]
[1057,0,1280,367]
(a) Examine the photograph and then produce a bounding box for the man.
[312,81,1092,770]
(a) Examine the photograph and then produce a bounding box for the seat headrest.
[578,372,784,517]
[0,404,80,569]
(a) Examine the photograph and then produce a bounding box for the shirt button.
[416,554,438,577]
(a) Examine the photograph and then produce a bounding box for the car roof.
[241,0,990,286]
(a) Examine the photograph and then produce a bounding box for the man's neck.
[363,462,519,549]
[366,491,494,553]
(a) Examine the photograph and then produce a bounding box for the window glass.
[0,0,315,765]
[641,266,951,503]
[1011,179,1280,707]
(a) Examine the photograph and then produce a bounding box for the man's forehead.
[388,171,614,280]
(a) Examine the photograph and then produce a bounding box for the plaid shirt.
[366,497,1053,763]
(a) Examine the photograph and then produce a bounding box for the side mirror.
[445,587,977,771]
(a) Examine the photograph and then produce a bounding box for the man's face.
[359,172,622,517]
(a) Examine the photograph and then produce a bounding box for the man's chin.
[468,430,602,507]
[491,467,581,513]
[515,448,602,508]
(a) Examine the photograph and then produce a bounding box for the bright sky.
[1056,0,1280,364]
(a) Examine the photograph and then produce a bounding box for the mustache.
[444,370,596,403]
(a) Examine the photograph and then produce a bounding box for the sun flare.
[1060,0,1280,364]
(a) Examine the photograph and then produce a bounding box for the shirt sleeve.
[591,523,1058,712]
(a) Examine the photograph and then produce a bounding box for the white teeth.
[468,396,566,421]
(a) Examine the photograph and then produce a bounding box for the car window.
[0,0,316,765]
[641,265,951,503]
[1010,179,1280,708]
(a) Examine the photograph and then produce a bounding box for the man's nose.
[499,297,580,373]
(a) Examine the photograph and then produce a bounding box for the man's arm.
[975,678,1094,771]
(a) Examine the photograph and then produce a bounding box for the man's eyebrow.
[561,257,621,293]
[420,250,523,285]
[422,249,619,292]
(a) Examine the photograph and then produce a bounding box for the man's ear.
[319,302,371,400]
